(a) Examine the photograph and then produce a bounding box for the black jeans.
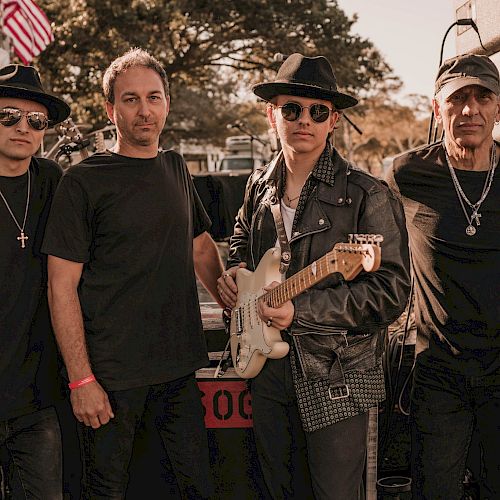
[251,357,368,500]
[411,358,500,500]
[79,373,212,500]
[0,406,62,499]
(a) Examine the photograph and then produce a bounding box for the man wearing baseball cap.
[387,54,500,499]
[0,64,70,498]
[218,53,411,499]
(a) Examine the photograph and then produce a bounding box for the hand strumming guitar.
[217,262,246,309]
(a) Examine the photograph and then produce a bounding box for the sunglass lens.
[0,109,21,127]
[280,103,302,121]
[28,113,48,130]
[310,104,330,123]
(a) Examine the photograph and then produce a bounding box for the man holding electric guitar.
[218,53,411,499]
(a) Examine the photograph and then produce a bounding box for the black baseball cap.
[435,54,500,100]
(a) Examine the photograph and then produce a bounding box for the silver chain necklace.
[0,169,31,248]
[444,143,497,236]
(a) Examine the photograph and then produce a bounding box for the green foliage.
[32,0,393,144]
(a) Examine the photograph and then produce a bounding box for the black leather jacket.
[227,148,411,385]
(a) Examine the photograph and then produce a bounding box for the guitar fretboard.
[263,247,362,308]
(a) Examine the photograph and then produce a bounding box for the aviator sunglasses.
[0,107,49,131]
[276,102,334,123]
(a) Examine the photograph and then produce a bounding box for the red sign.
[198,380,253,428]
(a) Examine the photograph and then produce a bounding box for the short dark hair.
[103,48,169,103]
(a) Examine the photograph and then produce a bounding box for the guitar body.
[230,248,290,378]
[229,234,382,379]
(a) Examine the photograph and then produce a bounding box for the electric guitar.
[229,234,383,379]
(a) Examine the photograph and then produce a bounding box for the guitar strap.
[270,200,291,275]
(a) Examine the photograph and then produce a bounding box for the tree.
[34,0,393,144]
[336,93,430,176]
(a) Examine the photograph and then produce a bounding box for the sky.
[336,0,457,100]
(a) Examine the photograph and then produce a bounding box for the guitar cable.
[213,307,234,378]
[214,337,232,379]
[379,271,415,466]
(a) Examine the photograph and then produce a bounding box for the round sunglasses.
[0,107,49,131]
[276,102,334,123]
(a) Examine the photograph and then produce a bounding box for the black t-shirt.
[387,142,500,375]
[0,158,63,419]
[42,150,211,390]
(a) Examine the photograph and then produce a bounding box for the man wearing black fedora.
[218,53,410,499]
[0,64,70,498]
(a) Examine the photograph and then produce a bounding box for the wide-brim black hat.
[0,64,71,125]
[253,53,358,110]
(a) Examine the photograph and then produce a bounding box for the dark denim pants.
[0,406,62,499]
[251,357,368,500]
[411,358,500,500]
[79,373,212,500]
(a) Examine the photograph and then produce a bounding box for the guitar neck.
[264,249,362,308]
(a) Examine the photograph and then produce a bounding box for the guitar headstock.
[331,234,383,279]
[52,118,90,164]
[55,118,85,144]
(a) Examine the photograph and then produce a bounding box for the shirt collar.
[310,143,335,186]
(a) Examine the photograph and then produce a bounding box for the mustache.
[134,119,156,126]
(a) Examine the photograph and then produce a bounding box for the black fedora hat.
[253,53,358,110]
[0,64,70,124]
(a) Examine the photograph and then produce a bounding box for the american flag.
[1,0,54,64]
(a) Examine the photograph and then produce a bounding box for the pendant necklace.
[0,169,31,248]
[444,143,497,236]
[283,171,312,207]
[284,192,301,205]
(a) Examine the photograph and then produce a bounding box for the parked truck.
[453,0,500,139]
[217,135,271,172]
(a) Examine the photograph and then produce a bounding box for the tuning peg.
[354,234,367,244]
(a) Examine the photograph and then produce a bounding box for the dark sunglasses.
[0,107,49,131]
[276,102,334,123]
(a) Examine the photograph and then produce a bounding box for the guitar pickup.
[234,307,243,334]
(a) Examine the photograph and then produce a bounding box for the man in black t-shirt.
[0,65,70,498]
[387,54,500,499]
[43,48,224,499]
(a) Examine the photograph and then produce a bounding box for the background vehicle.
[453,0,499,140]
[217,135,271,173]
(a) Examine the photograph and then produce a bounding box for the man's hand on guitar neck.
[217,263,246,309]
[258,281,294,331]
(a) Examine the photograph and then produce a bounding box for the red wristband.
[68,374,96,390]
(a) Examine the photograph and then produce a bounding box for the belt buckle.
[328,384,350,401]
